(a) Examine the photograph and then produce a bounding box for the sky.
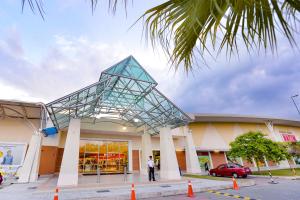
[0,0,300,120]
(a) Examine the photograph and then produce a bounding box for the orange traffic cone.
[53,187,59,200]
[131,183,136,200]
[232,177,239,190]
[187,180,194,197]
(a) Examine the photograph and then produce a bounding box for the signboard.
[0,142,27,178]
[280,131,297,142]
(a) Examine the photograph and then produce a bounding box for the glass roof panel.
[102,56,157,84]
[46,56,191,135]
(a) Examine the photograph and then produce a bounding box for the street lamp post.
[291,94,300,115]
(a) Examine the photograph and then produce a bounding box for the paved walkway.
[149,177,300,200]
[0,174,244,200]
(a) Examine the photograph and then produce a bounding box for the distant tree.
[228,131,290,172]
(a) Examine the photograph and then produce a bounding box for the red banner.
[281,133,297,142]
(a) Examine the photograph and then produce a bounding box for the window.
[218,164,226,169]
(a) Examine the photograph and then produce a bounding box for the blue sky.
[0,0,300,120]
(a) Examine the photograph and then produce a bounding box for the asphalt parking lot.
[149,176,300,200]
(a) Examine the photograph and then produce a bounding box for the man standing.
[147,156,155,181]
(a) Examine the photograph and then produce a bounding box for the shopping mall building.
[0,56,299,186]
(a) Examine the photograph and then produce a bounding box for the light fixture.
[122,126,127,130]
[291,94,300,115]
[133,118,140,123]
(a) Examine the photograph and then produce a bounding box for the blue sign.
[42,127,58,137]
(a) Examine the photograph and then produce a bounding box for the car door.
[217,164,226,176]
[226,164,234,177]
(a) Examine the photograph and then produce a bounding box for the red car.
[209,163,252,178]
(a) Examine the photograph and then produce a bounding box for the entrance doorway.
[79,140,128,174]
[153,150,160,170]
[197,151,211,173]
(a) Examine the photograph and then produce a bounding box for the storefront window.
[79,140,128,174]
[83,141,99,173]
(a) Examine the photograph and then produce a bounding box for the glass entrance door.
[79,140,128,174]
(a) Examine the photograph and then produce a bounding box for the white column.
[208,151,214,168]
[57,118,81,186]
[128,140,133,172]
[18,133,42,183]
[224,152,228,164]
[252,158,257,168]
[239,157,244,166]
[160,127,181,180]
[265,121,290,168]
[184,128,201,174]
[140,132,153,175]
[264,156,269,168]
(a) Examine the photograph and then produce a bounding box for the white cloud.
[0,81,45,102]
[1,28,300,120]
[0,32,183,104]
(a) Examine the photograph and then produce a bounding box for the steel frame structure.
[46,56,191,135]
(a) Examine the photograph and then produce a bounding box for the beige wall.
[0,117,61,147]
[0,118,40,144]
[274,125,300,141]
[60,131,152,150]
[189,122,300,151]
[2,117,298,152]
[58,131,185,151]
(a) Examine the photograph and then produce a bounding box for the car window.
[228,163,241,168]
[217,164,226,169]
[228,164,235,168]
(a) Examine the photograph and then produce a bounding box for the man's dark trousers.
[148,167,155,181]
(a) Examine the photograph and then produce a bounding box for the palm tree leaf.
[142,0,300,72]
[21,0,128,16]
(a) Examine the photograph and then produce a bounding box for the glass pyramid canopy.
[46,56,191,135]
[101,56,157,84]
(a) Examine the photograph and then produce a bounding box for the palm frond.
[21,0,128,16]
[21,0,45,19]
[142,0,300,72]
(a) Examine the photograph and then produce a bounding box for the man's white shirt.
[147,159,154,168]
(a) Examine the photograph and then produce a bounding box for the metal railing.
[124,166,127,182]
[96,167,100,183]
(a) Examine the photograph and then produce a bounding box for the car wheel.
[212,172,216,177]
[232,173,238,178]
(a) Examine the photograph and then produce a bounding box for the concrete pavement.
[0,174,255,200]
[149,176,300,200]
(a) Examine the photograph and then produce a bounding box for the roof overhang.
[0,99,42,120]
[190,113,300,127]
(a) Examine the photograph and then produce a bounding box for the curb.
[249,175,300,180]
[59,180,255,200]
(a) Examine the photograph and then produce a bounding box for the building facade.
[0,56,299,186]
